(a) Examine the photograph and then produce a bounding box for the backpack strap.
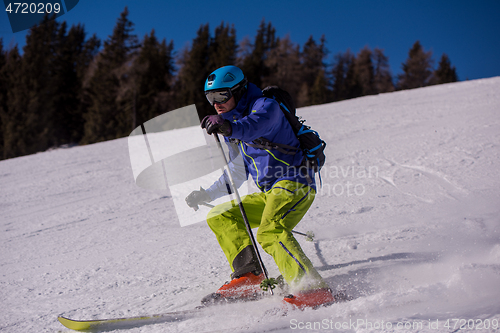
[243,138,300,156]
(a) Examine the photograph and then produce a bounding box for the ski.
[57,294,267,331]
[58,291,352,331]
[58,307,205,331]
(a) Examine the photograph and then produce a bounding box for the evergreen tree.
[373,48,394,93]
[82,7,139,143]
[0,39,4,80]
[50,23,99,145]
[345,53,362,99]
[300,35,328,106]
[0,40,6,158]
[2,15,60,158]
[73,30,101,141]
[51,22,79,145]
[434,53,458,84]
[208,22,237,70]
[151,38,175,117]
[2,16,97,158]
[0,46,22,159]
[310,69,329,106]
[133,30,175,126]
[239,20,276,88]
[397,41,434,90]
[355,46,375,96]
[264,35,302,100]
[175,24,211,119]
[331,51,348,101]
[331,50,360,101]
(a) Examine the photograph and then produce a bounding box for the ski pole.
[291,230,315,241]
[213,133,274,295]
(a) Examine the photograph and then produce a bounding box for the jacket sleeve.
[205,140,248,201]
[230,98,282,142]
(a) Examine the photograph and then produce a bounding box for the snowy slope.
[1,77,500,333]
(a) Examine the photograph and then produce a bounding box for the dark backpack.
[246,86,327,174]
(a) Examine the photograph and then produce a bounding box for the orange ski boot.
[202,272,265,305]
[283,288,337,310]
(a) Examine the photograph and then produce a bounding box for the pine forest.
[0,8,459,160]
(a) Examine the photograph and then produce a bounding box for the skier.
[185,65,334,309]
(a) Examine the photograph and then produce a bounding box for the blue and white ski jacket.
[206,83,316,201]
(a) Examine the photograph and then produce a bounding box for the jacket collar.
[220,83,262,121]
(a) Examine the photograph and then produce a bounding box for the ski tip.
[58,316,93,331]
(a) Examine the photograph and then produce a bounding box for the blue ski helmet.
[204,65,246,92]
[204,66,248,105]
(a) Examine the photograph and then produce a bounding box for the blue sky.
[1,0,499,81]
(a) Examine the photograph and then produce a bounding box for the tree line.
[0,8,458,160]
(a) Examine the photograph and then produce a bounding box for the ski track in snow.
[1,77,500,332]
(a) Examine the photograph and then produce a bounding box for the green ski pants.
[207,180,327,290]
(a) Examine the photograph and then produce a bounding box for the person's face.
[214,96,236,114]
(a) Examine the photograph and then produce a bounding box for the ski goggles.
[205,89,232,105]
